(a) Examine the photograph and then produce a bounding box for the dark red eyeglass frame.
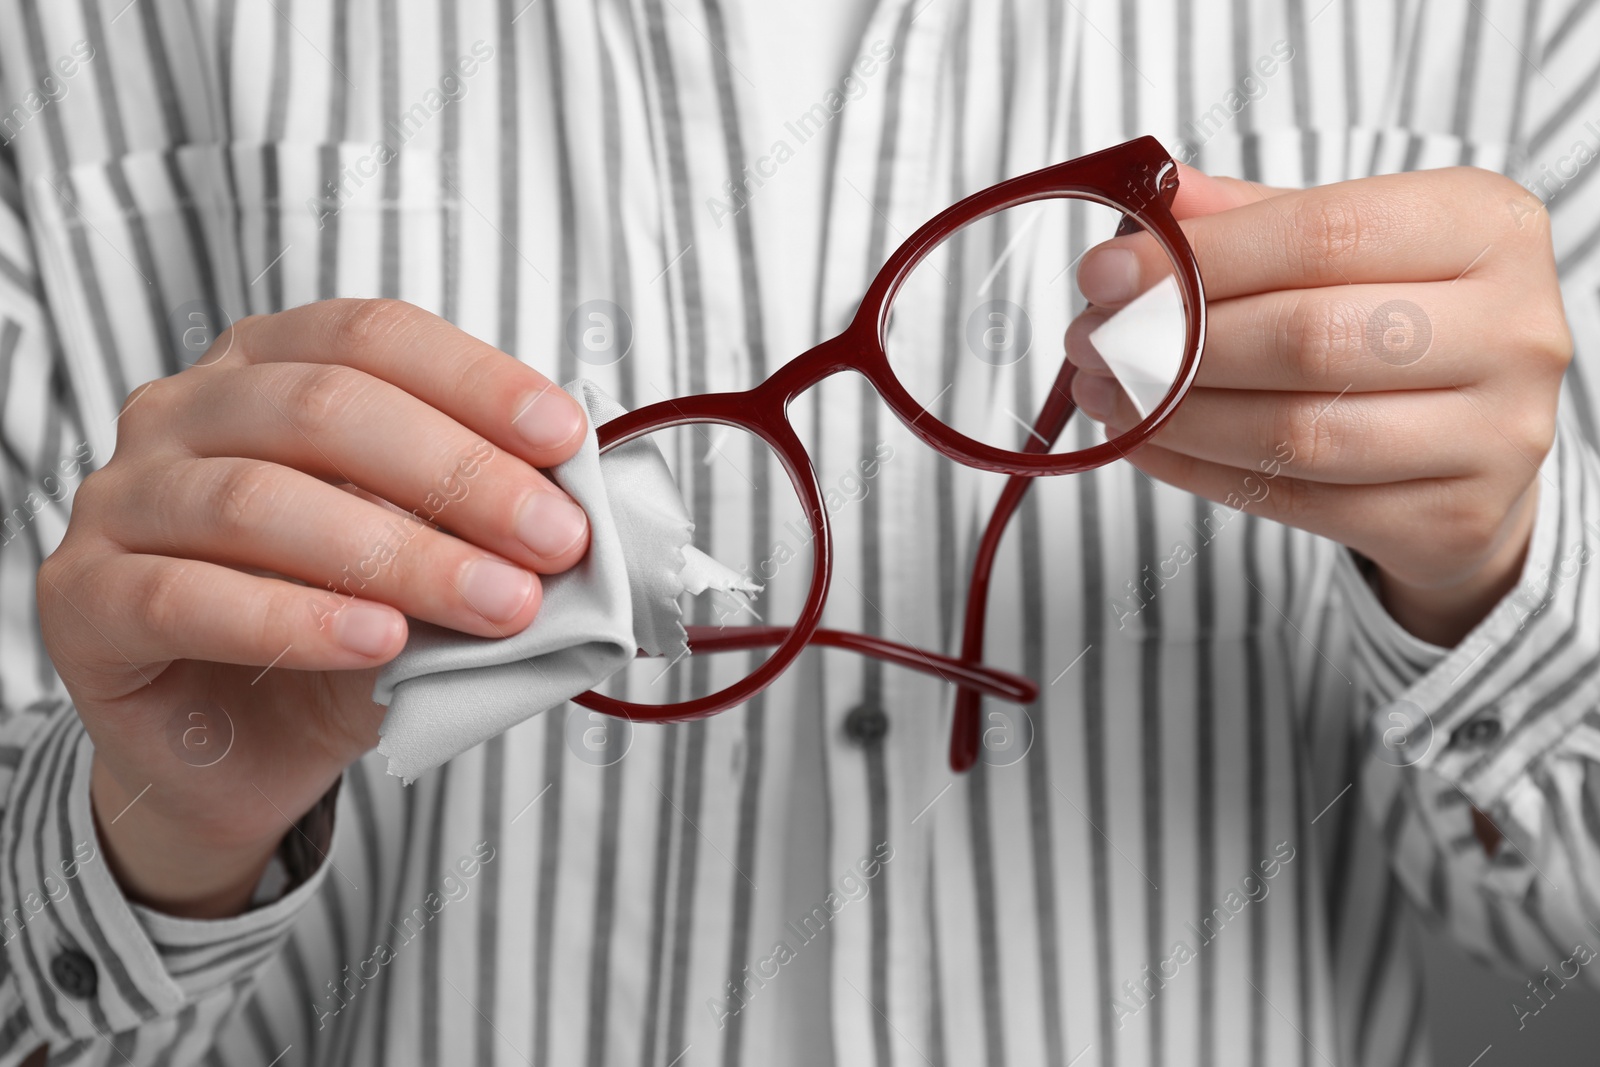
[573,135,1206,772]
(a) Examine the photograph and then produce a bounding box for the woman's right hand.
[37,299,591,918]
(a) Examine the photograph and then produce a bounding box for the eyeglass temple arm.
[671,625,1038,704]
[947,213,1154,771]
[947,356,1080,770]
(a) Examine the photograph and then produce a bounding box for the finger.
[47,553,409,671]
[111,457,545,637]
[1168,163,1295,219]
[1066,282,1485,392]
[1081,167,1510,306]
[176,362,590,573]
[1114,439,1448,555]
[1071,376,1478,484]
[226,298,589,468]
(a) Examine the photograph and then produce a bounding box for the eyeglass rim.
[575,412,832,724]
[851,134,1207,476]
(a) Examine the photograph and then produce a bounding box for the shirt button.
[843,705,889,746]
[1452,714,1503,749]
[50,948,97,999]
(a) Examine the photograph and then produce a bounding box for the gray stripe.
[924,849,947,1067]
[1291,598,1333,1067]
[206,0,252,316]
[1581,758,1600,854]
[8,713,73,1037]
[1343,0,1362,139]
[966,759,1008,1067]
[1176,0,1196,159]
[0,248,34,295]
[0,1006,30,1051]
[634,2,716,1060]
[317,1,353,300]
[16,1,73,171]
[583,9,636,1058]
[278,933,320,1053]
[149,1001,198,1067]
[1325,703,1366,951]
[664,722,709,1064]
[136,3,190,143]
[1135,472,1167,1067]
[379,0,401,299]
[1455,447,1588,769]
[1568,301,1600,449]
[1286,0,1315,179]
[326,0,352,141]
[1451,0,1486,152]
[213,0,237,141]
[1353,803,1405,1061]
[532,712,567,1067]
[992,2,1067,1061]
[473,736,506,1067]
[540,0,573,381]
[371,767,419,1067]
[1557,212,1600,275]
[1245,517,1268,1067]
[1191,496,1217,1067]
[0,151,21,213]
[857,7,919,1064]
[1394,975,1427,1067]
[30,166,131,403]
[594,0,637,410]
[94,149,184,377]
[1424,448,1571,728]
[439,0,460,326]
[695,3,775,1064]
[264,1,292,141]
[327,760,383,1067]
[1396,0,1430,174]
[41,719,120,1033]
[1507,0,1543,152]
[242,985,282,1063]
[637,729,681,1067]
[1527,49,1600,156]
[933,0,972,649]
[262,2,291,310]
[418,761,453,1064]
[1542,0,1600,56]
[77,0,128,161]
[584,747,626,1067]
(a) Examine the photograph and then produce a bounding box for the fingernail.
[1074,373,1116,420]
[512,386,586,451]
[1077,247,1140,305]
[460,559,536,622]
[1064,311,1111,371]
[517,492,589,558]
[333,602,404,657]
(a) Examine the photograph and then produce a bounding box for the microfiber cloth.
[371,380,759,782]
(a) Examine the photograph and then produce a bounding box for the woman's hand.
[38,299,591,917]
[1070,165,1571,646]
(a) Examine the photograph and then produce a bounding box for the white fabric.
[372,380,757,781]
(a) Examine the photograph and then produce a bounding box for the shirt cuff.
[0,707,334,1042]
[1335,423,1600,858]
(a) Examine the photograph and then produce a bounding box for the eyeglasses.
[574,135,1205,772]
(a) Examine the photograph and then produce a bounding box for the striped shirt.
[2,1,1600,1065]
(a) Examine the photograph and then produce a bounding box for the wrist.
[90,759,283,919]
[1371,485,1540,648]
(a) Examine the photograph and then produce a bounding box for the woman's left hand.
[1069,164,1572,647]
